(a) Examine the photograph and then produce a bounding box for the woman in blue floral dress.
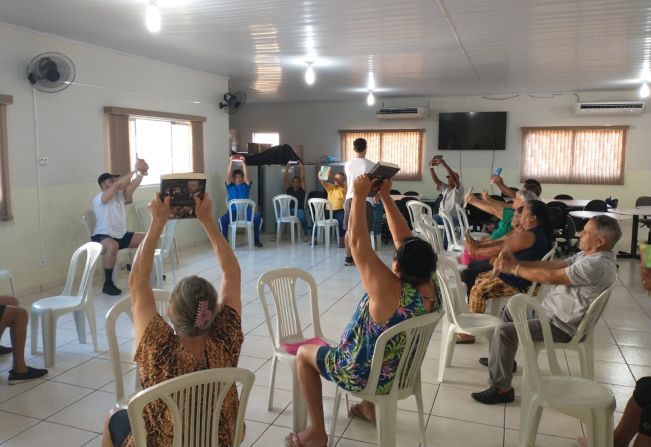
[286,176,442,447]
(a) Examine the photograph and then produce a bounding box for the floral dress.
[321,278,442,395]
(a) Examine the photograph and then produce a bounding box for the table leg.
[618,215,640,259]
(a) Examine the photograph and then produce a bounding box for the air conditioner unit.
[575,101,646,114]
[376,107,428,120]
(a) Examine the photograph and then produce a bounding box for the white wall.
[230,93,651,206]
[0,24,230,295]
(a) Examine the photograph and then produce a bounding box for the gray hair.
[516,189,538,202]
[591,215,622,249]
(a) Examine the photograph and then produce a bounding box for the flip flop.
[347,402,376,425]
[284,433,326,447]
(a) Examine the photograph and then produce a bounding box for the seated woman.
[103,193,243,447]
[286,176,442,447]
[458,200,552,343]
[284,160,310,242]
[319,171,347,247]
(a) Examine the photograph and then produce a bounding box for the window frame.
[520,126,628,185]
[251,131,280,146]
[339,129,425,181]
[0,94,13,222]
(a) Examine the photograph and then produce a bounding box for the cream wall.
[230,93,651,206]
[0,24,230,295]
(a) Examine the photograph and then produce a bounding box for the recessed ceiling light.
[367,72,376,91]
[640,82,650,98]
[304,62,315,86]
[146,1,161,33]
[366,91,376,106]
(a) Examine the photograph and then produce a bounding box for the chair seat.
[32,295,84,312]
[540,376,614,408]
[455,313,503,331]
[278,216,300,223]
[315,219,338,227]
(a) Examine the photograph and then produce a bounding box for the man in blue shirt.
[219,156,263,247]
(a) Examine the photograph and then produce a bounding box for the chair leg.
[42,310,55,368]
[85,302,99,353]
[325,225,330,249]
[276,222,281,243]
[248,225,254,250]
[519,389,543,447]
[292,362,308,432]
[437,320,457,382]
[154,254,163,289]
[229,226,236,250]
[30,310,39,355]
[375,400,398,447]
[173,237,180,266]
[267,356,278,410]
[290,222,295,244]
[311,225,316,249]
[328,389,342,447]
[578,343,595,380]
[73,310,87,344]
[415,381,428,447]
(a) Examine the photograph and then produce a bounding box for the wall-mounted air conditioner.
[376,107,428,120]
[575,101,646,114]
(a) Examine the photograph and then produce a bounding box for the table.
[609,206,651,258]
[543,198,593,208]
[569,210,632,221]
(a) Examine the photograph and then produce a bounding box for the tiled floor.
[1,235,649,446]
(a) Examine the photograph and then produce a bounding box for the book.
[318,166,331,180]
[368,161,400,180]
[160,172,207,219]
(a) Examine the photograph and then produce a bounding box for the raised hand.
[149,193,169,223]
[378,178,393,198]
[493,249,516,274]
[353,175,373,197]
[194,193,213,223]
[136,157,149,175]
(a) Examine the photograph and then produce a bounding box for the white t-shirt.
[437,183,464,217]
[92,191,128,238]
[344,157,376,200]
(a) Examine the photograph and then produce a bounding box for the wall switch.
[39,156,48,166]
[38,258,47,267]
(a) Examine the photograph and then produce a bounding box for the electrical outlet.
[39,156,49,166]
[38,258,47,267]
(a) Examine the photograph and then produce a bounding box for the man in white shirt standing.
[343,138,375,266]
[91,158,148,295]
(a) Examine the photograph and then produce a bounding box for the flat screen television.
[438,112,507,150]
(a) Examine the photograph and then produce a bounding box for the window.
[104,107,205,182]
[252,132,280,146]
[340,129,424,181]
[129,118,192,186]
[521,127,627,184]
[0,94,13,221]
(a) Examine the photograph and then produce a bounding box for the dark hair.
[523,178,542,196]
[525,200,552,241]
[353,138,367,153]
[292,176,301,182]
[232,169,244,177]
[394,237,437,286]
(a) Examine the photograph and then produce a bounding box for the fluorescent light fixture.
[305,63,315,86]
[640,82,650,98]
[146,1,161,33]
[366,91,375,106]
[367,72,376,91]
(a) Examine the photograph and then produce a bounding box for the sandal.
[284,433,326,447]
[347,402,376,425]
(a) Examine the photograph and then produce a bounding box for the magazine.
[160,172,207,219]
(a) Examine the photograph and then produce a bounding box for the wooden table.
[609,206,651,258]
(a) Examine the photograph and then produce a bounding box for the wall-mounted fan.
[27,52,76,93]
[218,91,247,114]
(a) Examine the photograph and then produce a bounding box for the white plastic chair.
[127,367,254,447]
[227,199,257,250]
[0,268,16,296]
[308,198,339,249]
[420,215,463,262]
[82,210,132,283]
[486,242,558,317]
[328,311,442,447]
[154,220,178,289]
[406,200,433,235]
[439,210,464,251]
[534,284,614,381]
[136,202,180,266]
[105,291,172,406]
[508,294,615,447]
[273,194,300,244]
[257,268,333,432]
[30,242,103,367]
[436,255,503,382]
[454,204,488,241]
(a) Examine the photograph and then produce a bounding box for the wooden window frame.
[0,94,13,222]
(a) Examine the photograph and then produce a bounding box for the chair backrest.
[127,367,254,447]
[439,210,461,247]
[584,199,607,212]
[546,207,565,232]
[159,220,178,257]
[81,210,96,237]
[554,194,574,200]
[390,189,401,195]
[307,190,327,201]
[362,311,441,398]
[106,291,172,402]
[308,198,333,223]
[454,204,471,240]
[135,202,152,232]
[406,200,433,233]
[508,294,565,394]
[419,215,444,254]
[436,256,467,326]
[526,243,557,296]
[636,196,651,207]
[272,194,298,222]
[569,284,614,344]
[257,268,323,348]
[61,242,103,298]
[403,191,419,196]
[227,199,256,225]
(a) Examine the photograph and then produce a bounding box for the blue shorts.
[316,345,333,381]
[92,231,135,250]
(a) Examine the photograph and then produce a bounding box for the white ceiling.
[2,0,651,102]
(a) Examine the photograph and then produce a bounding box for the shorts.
[0,304,5,321]
[343,199,374,231]
[91,231,135,250]
[316,345,333,382]
[108,409,131,447]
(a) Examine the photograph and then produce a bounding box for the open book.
[160,172,207,219]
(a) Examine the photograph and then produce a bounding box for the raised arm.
[440,159,461,189]
[378,179,411,249]
[194,193,242,314]
[226,158,234,184]
[428,157,443,189]
[130,194,168,344]
[284,161,291,190]
[298,161,306,190]
[494,249,570,284]
[465,193,505,219]
[101,171,135,204]
[491,175,516,198]
[240,158,251,185]
[123,158,148,203]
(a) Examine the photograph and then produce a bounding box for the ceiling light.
[367,72,376,91]
[640,82,650,98]
[146,1,161,33]
[366,91,376,106]
[304,62,315,86]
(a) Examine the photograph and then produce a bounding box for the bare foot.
[576,438,587,447]
[349,401,376,424]
[285,428,327,447]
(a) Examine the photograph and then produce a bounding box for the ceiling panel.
[1,0,650,102]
